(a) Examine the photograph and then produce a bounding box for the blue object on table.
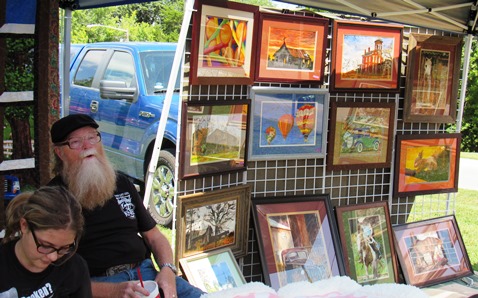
[4,175,21,205]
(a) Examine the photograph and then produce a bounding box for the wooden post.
[35,0,60,185]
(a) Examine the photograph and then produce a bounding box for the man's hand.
[156,269,177,298]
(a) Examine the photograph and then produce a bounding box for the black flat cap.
[51,114,99,143]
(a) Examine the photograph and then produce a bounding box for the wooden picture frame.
[175,185,251,264]
[392,215,473,287]
[251,194,345,291]
[190,0,258,85]
[335,201,399,285]
[404,34,463,123]
[331,20,403,92]
[255,12,329,83]
[248,87,329,161]
[179,247,246,293]
[179,100,250,179]
[393,133,461,197]
[327,101,395,171]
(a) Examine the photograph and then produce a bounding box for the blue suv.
[65,42,180,226]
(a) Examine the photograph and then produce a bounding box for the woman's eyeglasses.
[28,223,76,256]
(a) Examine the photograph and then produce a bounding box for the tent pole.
[61,8,72,118]
[456,34,474,132]
[142,0,195,238]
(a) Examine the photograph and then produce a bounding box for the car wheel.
[373,140,380,151]
[145,148,175,227]
[356,142,364,153]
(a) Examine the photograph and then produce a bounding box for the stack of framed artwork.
[176,185,251,293]
[177,0,469,292]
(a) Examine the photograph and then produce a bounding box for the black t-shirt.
[0,240,92,297]
[49,172,157,276]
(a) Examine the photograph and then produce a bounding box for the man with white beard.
[48,114,204,298]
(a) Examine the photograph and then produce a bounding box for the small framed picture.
[327,101,395,170]
[248,87,329,161]
[179,100,250,179]
[335,201,399,285]
[404,34,462,123]
[189,0,258,85]
[394,133,461,197]
[392,215,473,287]
[251,194,345,290]
[255,12,329,83]
[175,185,251,262]
[331,20,402,92]
[179,247,246,293]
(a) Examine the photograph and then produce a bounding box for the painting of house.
[268,39,313,70]
[341,36,394,80]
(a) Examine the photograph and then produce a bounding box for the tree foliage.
[4,38,35,177]
[461,40,478,152]
[63,0,278,44]
[65,0,184,43]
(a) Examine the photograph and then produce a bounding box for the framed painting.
[327,101,395,171]
[190,0,258,85]
[331,20,403,92]
[179,99,250,179]
[255,13,329,83]
[392,215,473,287]
[251,194,345,291]
[175,185,251,263]
[393,133,460,197]
[335,201,398,285]
[179,247,246,293]
[248,87,329,161]
[404,34,463,123]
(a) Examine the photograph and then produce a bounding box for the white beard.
[62,148,117,210]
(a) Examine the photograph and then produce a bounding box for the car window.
[73,49,106,87]
[140,51,180,95]
[103,51,135,88]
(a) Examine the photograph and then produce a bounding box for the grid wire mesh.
[177,8,464,283]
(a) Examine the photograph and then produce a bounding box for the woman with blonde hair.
[0,186,92,297]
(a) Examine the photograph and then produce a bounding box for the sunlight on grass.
[460,152,478,160]
[408,189,478,271]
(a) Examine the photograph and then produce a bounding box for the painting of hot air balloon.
[190,1,258,85]
[296,104,316,142]
[278,114,294,140]
[248,87,329,161]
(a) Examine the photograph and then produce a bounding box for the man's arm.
[91,281,149,298]
[142,226,177,298]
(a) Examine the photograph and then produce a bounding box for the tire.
[144,148,175,227]
[356,142,364,153]
[373,140,380,151]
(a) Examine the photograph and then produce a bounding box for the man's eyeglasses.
[55,132,101,150]
[28,222,76,256]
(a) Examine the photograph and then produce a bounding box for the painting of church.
[268,39,313,70]
[342,38,393,80]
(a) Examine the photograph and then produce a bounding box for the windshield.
[140,51,181,95]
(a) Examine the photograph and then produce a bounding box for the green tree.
[4,38,36,184]
[461,40,478,152]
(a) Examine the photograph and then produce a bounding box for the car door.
[69,48,109,118]
[95,49,141,171]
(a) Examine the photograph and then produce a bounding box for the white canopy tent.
[57,0,477,217]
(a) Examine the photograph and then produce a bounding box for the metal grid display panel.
[178,8,464,283]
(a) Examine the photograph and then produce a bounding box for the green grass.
[410,189,478,272]
[454,189,478,271]
[460,152,478,160]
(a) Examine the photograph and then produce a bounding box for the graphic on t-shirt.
[115,192,136,219]
[23,282,53,298]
